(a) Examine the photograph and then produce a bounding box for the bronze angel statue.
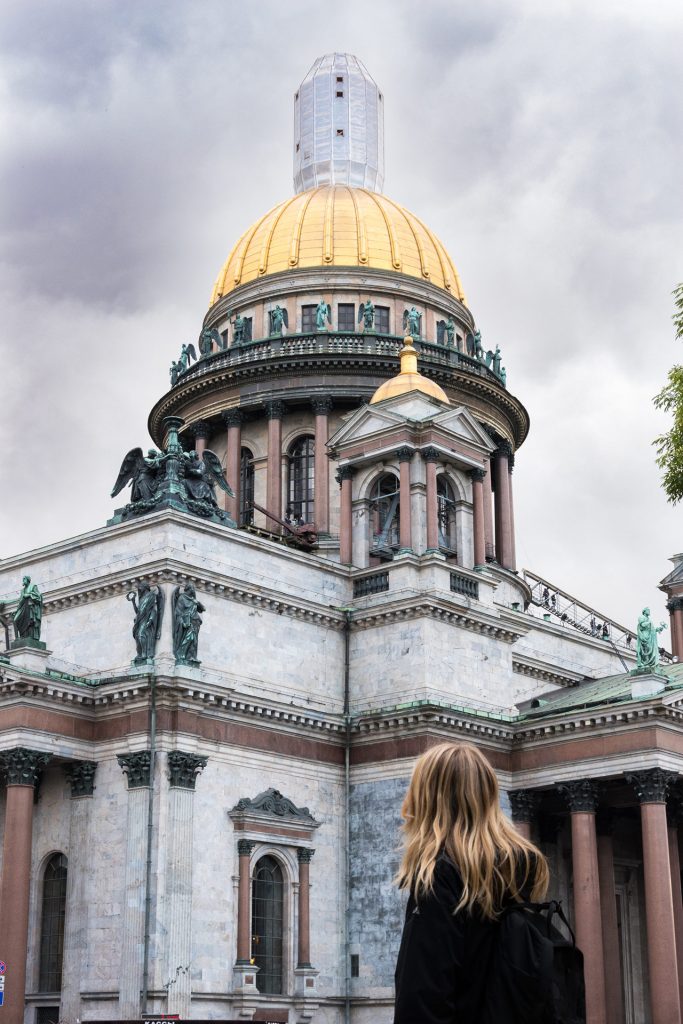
[178,342,197,372]
[111,448,162,503]
[199,327,223,358]
[358,300,375,331]
[183,449,234,507]
[269,305,288,336]
[403,306,422,338]
[315,300,331,331]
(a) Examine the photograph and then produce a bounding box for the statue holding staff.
[13,576,43,642]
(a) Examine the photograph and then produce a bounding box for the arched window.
[437,475,457,554]
[240,447,254,526]
[251,855,284,995]
[369,473,400,559]
[287,436,315,524]
[39,853,68,992]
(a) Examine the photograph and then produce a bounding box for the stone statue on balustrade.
[359,300,375,332]
[500,366,507,387]
[492,345,502,376]
[403,306,422,339]
[109,417,236,528]
[316,301,331,331]
[169,360,180,387]
[269,305,288,336]
[199,327,223,358]
[128,582,164,663]
[473,329,485,362]
[231,312,246,345]
[172,582,205,665]
[634,607,667,674]
[13,576,43,644]
[178,342,197,372]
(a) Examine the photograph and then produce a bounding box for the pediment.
[328,397,497,453]
[431,406,497,450]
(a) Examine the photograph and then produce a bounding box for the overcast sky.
[1,0,682,630]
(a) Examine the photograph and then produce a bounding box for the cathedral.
[2,52,683,1024]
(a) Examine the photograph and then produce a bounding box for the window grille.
[39,854,68,992]
[353,572,389,597]
[450,572,479,599]
[437,476,457,552]
[370,474,400,558]
[337,303,355,331]
[375,305,390,334]
[301,305,317,333]
[288,436,315,523]
[240,447,254,526]
[252,855,284,995]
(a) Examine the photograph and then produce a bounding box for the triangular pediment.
[328,396,497,453]
[432,405,497,450]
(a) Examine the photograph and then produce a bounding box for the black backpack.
[480,900,586,1024]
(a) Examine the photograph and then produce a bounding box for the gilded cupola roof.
[210,185,466,303]
[370,337,450,405]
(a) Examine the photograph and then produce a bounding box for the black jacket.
[393,857,499,1024]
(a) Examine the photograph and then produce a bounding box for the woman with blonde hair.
[393,741,550,1023]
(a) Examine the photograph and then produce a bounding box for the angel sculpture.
[199,327,222,358]
[315,300,331,331]
[172,582,205,664]
[403,306,422,339]
[111,448,162,503]
[436,317,456,347]
[359,300,375,331]
[179,342,197,372]
[473,329,485,362]
[269,305,288,336]
[183,449,235,507]
[170,361,180,387]
[127,582,164,662]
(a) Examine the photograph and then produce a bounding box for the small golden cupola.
[370,337,450,405]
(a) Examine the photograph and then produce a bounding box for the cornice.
[512,700,683,744]
[351,595,527,643]
[352,704,515,744]
[512,655,585,688]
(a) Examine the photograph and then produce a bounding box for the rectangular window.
[243,317,253,343]
[350,954,360,978]
[336,91,344,98]
[337,303,355,331]
[336,129,344,137]
[336,76,343,83]
[296,142,300,152]
[301,305,317,333]
[375,305,390,334]
[220,329,228,349]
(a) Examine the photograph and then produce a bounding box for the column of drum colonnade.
[667,596,683,660]
[335,443,516,567]
[510,770,683,1024]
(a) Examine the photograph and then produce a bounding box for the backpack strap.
[504,899,578,947]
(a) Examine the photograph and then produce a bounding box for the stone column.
[266,401,285,526]
[667,597,683,660]
[60,762,98,1024]
[337,466,355,565]
[560,779,607,1024]
[493,441,513,569]
[166,752,207,1017]
[297,848,314,968]
[224,409,243,523]
[0,748,50,1024]
[668,793,683,1016]
[627,769,681,1024]
[483,461,495,561]
[397,447,413,554]
[191,420,211,457]
[117,751,152,1019]
[508,788,540,841]
[312,398,333,533]
[423,447,440,553]
[470,468,486,567]
[236,839,255,963]
[595,811,624,1024]
[508,452,517,571]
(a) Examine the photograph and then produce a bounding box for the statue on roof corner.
[634,607,667,673]
[13,576,43,642]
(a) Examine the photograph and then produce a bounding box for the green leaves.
[654,285,683,503]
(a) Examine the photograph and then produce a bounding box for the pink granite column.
[627,769,681,1024]
[423,447,440,552]
[561,780,607,1024]
[337,465,355,565]
[397,447,413,553]
[667,797,683,1016]
[493,441,513,569]
[509,789,540,842]
[668,597,683,659]
[224,409,243,522]
[470,468,486,567]
[312,397,333,533]
[297,848,315,968]
[596,812,625,1024]
[191,420,211,457]
[483,461,495,561]
[236,839,255,963]
[508,454,517,571]
[0,748,50,1024]
[266,400,285,528]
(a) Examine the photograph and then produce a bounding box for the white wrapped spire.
[293,53,385,193]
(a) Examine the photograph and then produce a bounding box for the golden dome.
[370,337,450,405]
[210,185,465,303]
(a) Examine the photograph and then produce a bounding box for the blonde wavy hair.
[396,741,549,920]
